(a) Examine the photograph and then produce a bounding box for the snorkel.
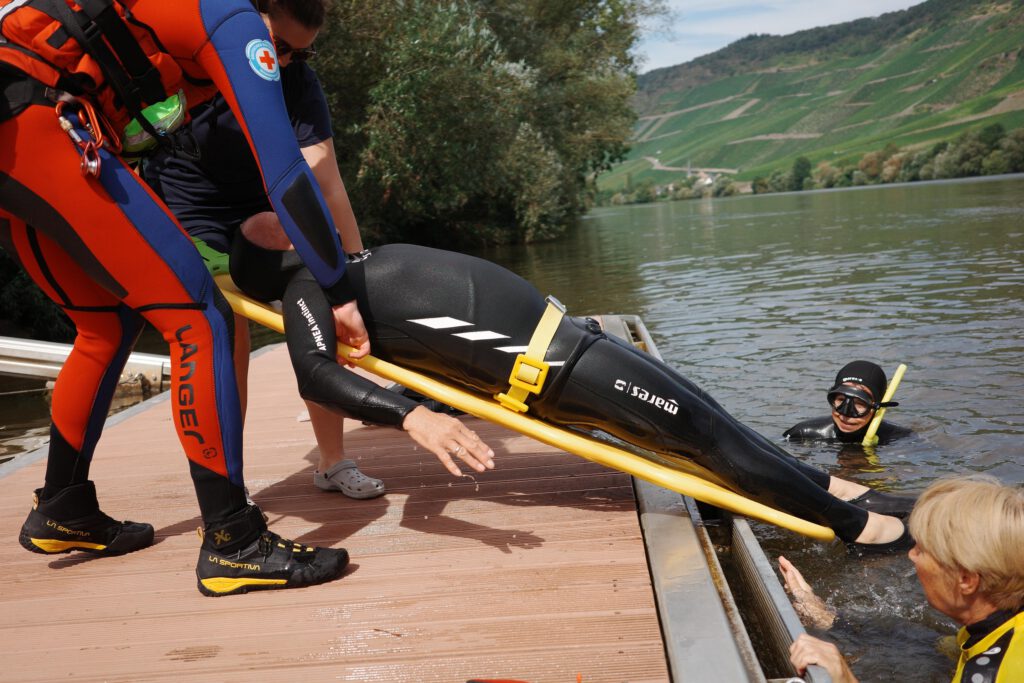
[862,363,907,447]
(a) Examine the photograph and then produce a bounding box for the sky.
[637,1,928,73]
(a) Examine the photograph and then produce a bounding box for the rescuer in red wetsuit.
[0,0,370,595]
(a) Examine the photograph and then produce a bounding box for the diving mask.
[828,385,898,418]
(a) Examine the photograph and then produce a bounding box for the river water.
[2,176,1022,680]
[477,175,1024,682]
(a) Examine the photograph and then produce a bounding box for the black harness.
[1,0,200,157]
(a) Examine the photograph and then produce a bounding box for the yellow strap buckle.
[494,296,565,414]
[509,354,549,394]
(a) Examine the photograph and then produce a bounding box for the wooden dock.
[0,344,670,682]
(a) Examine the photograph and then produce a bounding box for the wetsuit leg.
[0,105,246,523]
[2,220,145,493]
[531,335,868,541]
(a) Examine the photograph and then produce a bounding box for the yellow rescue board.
[216,274,835,541]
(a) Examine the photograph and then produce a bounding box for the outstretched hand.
[402,406,495,476]
[332,301,370,364]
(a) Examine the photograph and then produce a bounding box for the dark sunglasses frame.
[273,37,317,62]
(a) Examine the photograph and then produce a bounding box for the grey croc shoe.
[314,460,385,499]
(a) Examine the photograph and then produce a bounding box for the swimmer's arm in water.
[779,555,837,629]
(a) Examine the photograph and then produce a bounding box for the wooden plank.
[0,344,668,683]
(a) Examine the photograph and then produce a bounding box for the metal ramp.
[599,314,830,683]
[0,335,170,387]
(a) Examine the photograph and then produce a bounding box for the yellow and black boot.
[19,481,154,556]
[196,504,349,597]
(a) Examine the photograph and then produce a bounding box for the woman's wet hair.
[909,475,1024,610]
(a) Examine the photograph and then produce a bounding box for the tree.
[982,149,1010,175]
[858,151,884,181]
[791,156,812,191]
[978,123,1005,150]
[767,168,792,192]
[0,250,74,341]
[813,161,840,188]
[313,0,667,245]
[881,153,905,183]
[999,128,1024,172]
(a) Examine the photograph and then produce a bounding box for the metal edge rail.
[0,335,170,387]
[600,314,830,683]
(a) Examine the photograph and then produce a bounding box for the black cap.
[830,361,887,402]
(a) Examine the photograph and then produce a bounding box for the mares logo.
[614,379,679,416]
[175,325,205,445]
[296,298,327,352]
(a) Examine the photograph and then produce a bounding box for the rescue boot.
[196,504,349,597]
[19,481,154,556]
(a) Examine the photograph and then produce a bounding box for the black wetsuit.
[785,416,912,444]
[235,243,871,542]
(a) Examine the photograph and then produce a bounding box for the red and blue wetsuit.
[0,0,353,524]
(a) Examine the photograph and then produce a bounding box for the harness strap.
[495,296,565,413]
[0,74,53,122]
[35,0,164,145]
[75,0,165,105]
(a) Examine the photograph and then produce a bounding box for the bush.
[0,250,74,342]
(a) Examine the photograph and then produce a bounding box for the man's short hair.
[909,475,1024,610]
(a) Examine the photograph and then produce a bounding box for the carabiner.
[55,100,104,178]
[80,140,102,177]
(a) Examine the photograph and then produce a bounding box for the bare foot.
[779,556,836,629]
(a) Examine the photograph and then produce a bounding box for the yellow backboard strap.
[495,296,566,413]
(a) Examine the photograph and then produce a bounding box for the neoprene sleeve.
[282,269,420,426]
[138,0,353,303]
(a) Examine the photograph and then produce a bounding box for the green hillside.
[598,0,1024,192]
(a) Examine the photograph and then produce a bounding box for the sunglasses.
[273,37,317,62]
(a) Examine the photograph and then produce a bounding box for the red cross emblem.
[258,49,276,71]
[246,38,280,81]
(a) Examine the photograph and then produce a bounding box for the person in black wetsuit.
[231,237,917,552]
[785,361,912,445]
